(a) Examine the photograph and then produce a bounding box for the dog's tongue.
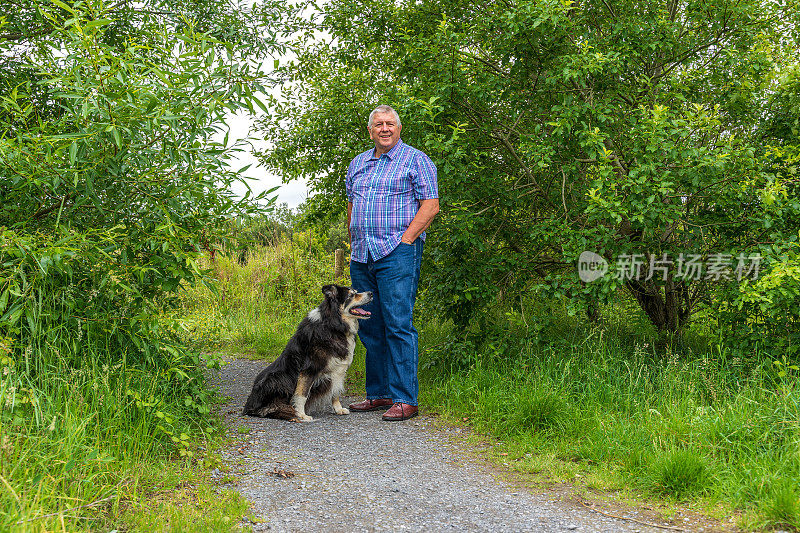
[350,307,371,316]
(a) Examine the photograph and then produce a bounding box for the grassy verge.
[177,241,800,531]
[118,460,251,533]
[0,232,253,531]
[418,307,800,530]
[0,347,251,532]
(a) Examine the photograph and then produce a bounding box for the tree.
[259,0,800,338]
[0,0,295,367]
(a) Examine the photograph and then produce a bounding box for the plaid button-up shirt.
[346,139,439,263]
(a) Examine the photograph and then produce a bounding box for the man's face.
[369,112,402,154]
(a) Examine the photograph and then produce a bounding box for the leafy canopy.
[0,0,296,367]
[260,0,800,343]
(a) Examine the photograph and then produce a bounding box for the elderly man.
[346,105,439,421]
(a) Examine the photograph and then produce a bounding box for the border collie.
[242,284,372,422]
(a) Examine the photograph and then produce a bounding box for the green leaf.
[85,18,114,30]
[50,0,76,13]
[252,95,269,113]
[3,306,23,326]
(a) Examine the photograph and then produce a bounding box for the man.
[346,105,439,421]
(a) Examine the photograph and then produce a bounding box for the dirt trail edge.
[211,356,708,533]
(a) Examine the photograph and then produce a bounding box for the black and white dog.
[242,284,372,422]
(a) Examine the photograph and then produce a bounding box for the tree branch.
[32,193,74,220]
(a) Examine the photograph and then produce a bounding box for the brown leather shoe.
[348,398,394,412]
[382,403,418,421]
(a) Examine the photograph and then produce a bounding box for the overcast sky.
[221,110,310,209]
[219,2,323,210]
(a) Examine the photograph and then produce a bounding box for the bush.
[0,0,288,526]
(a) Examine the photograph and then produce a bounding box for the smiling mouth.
[349,308,371,317]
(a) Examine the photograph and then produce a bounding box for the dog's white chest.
[323,332,356,375]
[345,333,356,364]
[343,317,359,357]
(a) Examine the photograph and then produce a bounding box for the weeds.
[0,230,241,530]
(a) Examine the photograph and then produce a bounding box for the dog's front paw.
[334,407,350,415]
[297,414,314,422]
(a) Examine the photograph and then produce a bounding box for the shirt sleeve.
[412,152,439,200]
[345,157,357,201]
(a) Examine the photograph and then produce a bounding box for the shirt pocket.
[350,170,373,199]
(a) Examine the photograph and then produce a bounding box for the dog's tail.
[241,361,297,419]
[242,390,259,416]
[241,391,266,416]
[243,401,297,420]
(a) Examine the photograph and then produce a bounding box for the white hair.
[368,105,402,128]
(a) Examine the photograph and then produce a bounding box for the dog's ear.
[322,284,337,299]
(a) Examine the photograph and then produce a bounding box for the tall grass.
[1,357,219,530]
[419,301,800,529]
[0,230,235,531]
[174,242,345,355]
[180,240,800,530]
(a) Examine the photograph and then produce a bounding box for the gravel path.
[211,356,686,533]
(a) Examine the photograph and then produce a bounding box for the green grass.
[176,241,800,531]
[0,236,253,530]
[120,463,251,533]
[417,303,800,530]
[0,351,250,531]
[763,481,800,530]
[650,449,709,499]
[174,243,337,355]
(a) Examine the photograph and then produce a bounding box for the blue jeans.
[349,239,423,406]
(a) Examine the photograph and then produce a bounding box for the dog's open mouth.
[349,307,371,317]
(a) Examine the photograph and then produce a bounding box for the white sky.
[217,0,325,210]
[222,110,310,209]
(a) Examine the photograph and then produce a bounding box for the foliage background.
[258,0,800,353]
[2,0,800,529]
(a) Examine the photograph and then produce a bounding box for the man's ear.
[322,284,337,298]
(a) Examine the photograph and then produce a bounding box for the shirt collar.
[369,139,404,161]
